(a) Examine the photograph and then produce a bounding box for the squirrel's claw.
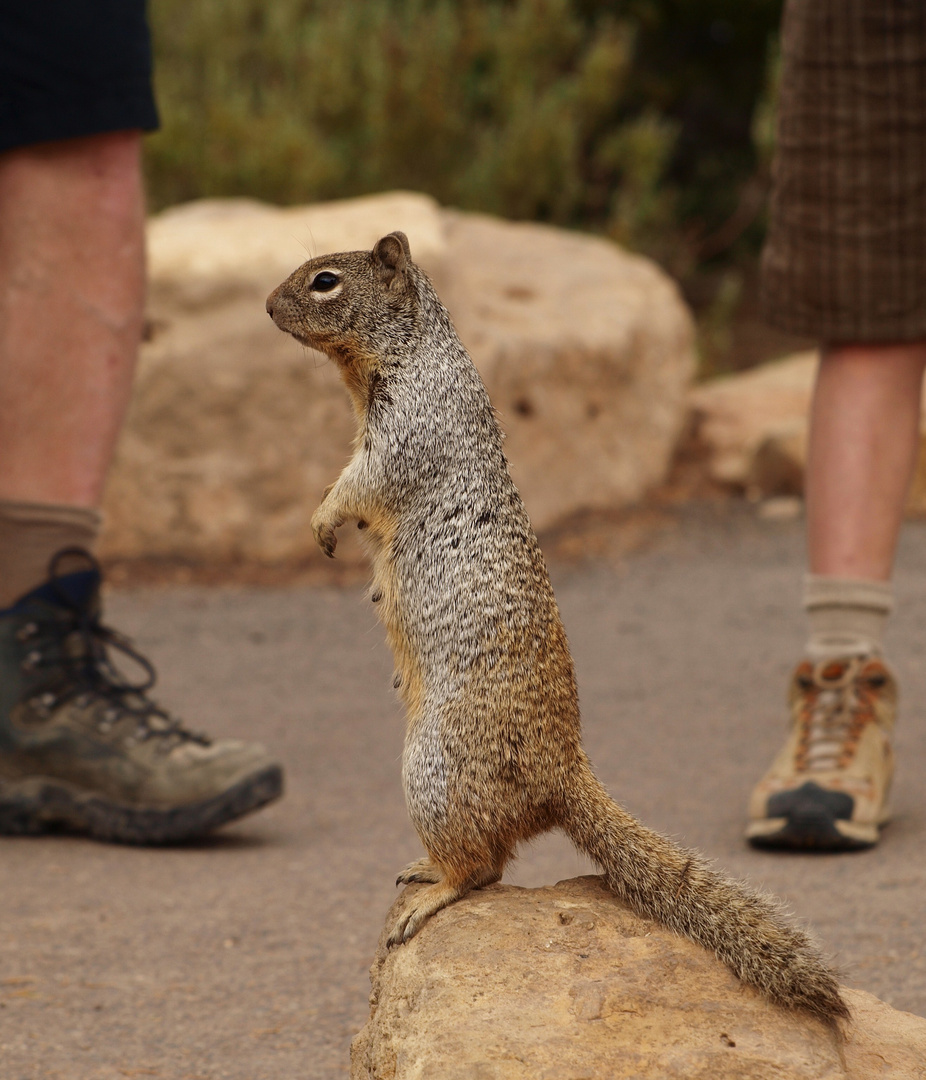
[385,913,413,948]
[386,903,430,947]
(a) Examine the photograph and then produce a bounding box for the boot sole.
[0,765,283,844]
[745,813,879,852]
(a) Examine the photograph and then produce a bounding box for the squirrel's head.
[266,231,419,366]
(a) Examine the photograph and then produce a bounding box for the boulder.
[687,352,926,515]
[686,351,817,496]
[350,876,926,1080]
[99,194,696,564]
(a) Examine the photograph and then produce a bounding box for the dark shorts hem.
[0,96,159,156]
[760,251,926,344]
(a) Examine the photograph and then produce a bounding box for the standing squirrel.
[266,232,848,1025]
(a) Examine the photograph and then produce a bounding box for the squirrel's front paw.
[311,509,341,558]
[313,523,338,558]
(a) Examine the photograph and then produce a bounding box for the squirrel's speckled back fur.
[267,232,849,1026]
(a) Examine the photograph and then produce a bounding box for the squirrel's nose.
[266,299,275,319]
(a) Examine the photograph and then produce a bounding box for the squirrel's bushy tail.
[560,760,849,1025]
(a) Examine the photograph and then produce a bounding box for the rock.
[687,351,926,516]
[686,351,817,495]
[99,194,695,564]
[756,495,804,522]
[841,989,926,1080]
[350,876,926,1080]
[749,420,808,499]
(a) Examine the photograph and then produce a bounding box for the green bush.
[145,0,780,267]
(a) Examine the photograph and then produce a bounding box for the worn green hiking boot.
[746,656,895,851]
[0,550,283,843]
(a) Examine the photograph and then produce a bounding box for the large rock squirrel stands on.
[266,231,848,1026]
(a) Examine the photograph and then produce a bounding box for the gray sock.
[803,574,894,661]
[0,499,102,608]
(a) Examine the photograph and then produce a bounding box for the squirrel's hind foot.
[387,879,467,946]
[389,862,505,946]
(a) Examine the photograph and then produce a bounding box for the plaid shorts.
[0,0,159,155]
[761,0,926,342]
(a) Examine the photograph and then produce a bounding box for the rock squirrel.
[266,232,848,1025]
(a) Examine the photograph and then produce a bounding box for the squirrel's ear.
[372,232,410,286]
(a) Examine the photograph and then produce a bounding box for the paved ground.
[3,505,926,1080]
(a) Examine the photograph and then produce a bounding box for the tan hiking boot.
[746,656,895,851]
[0,549,283,843]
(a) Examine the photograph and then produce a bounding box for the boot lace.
[19,549,209,750]
[794,657,885,772]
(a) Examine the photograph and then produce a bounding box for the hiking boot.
[746,656,895,851]
[0,549,283,843]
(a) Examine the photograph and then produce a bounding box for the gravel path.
[2,506,925,1079]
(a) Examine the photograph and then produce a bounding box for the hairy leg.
[806,342,926,581]
[0,131,146,507]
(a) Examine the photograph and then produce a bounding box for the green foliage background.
[145,0,783,277]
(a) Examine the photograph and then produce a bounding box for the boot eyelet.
[20,649,43,671]
[15,622,39,642]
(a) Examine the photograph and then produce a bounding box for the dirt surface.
[3,503,926,1079]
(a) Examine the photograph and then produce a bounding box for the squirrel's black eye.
[311,271,339,292]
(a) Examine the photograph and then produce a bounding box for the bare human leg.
[0,130,145,508]
[806,342,926,581]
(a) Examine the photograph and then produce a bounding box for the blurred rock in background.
[687,353,926,516]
